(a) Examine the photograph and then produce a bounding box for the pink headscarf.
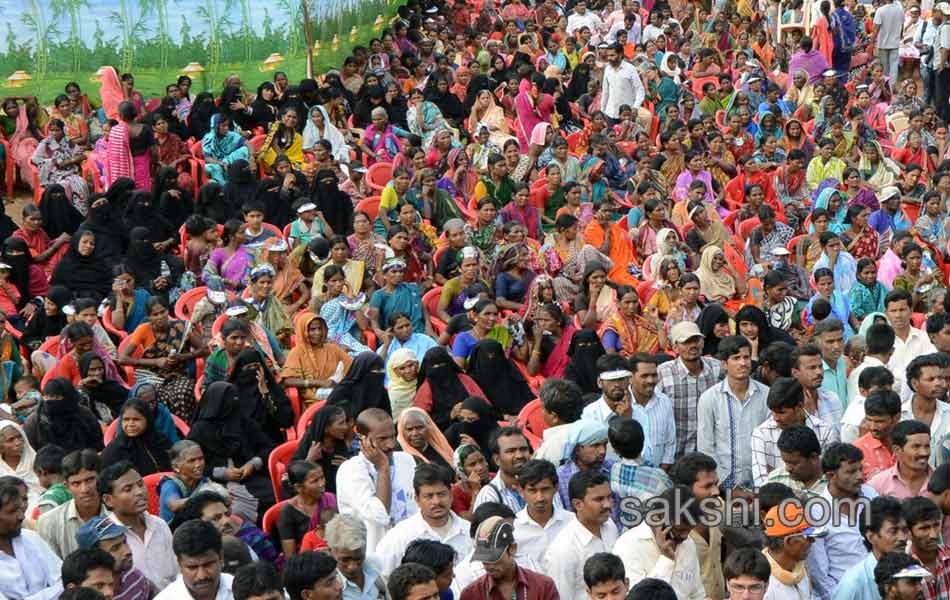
[98,66,124,121]
[529,122,551,146]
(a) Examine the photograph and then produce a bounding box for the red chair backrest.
[104,419,119,444]
[268,440,301,502]
[262,500,288,537]
[295,400,328,439]
[174,286,208,321]
[356,196,382,220]
[143,472,171,516]
[738,217,761,241]
[516,399,548,447]
[723,243,748,278]
[422,286,443,318]
[366,162,394,192]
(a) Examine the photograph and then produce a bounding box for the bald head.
[357,409,397,457]
[357,408,392,435]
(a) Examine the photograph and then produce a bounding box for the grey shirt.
[874,1,906,49]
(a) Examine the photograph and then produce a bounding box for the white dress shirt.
[847,355,889,404]
[534,424,572,465]
[889,327,936,391]
[336,451,418,553]
[543,517,619,600]
[901,397,950,467]
[154,573,234,600]
[613,521,705,600]
[0,530,61,600]
[375,511,472,577]
[566,11,606,42]
[600,60,646,118]
[841,396,866,444]
[110,512,178,591]
[697,379,771,489]
[513,506,575,567]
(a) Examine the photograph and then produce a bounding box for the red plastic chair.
[902,202,920,225]
[722,210,740,233]
[723,243,748,278]
[29,163,43,204]
[248,134,268,178]
[295,400,328,439]
[258,222,285,241]
[912,312,926,329]
[101,307,130,341]
[268,440,300,501]
[174,287,209,321]
[738,217,761,241]
[366,162,393,192]
[422,286,447,335]
[516,399,547,449]
[356,196,382,221]
[788,234,807,253]
[187,140,206,197]
[690,76,719,99]
[262,500,288,537]
[282,223,293,242]
[144,472,172,516]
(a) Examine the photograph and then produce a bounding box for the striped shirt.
[912,544,950,600]
[750,413,839,486]
[763,468,828,497]
[115,568,152,600]
[697,378,771,490]
[633,390,677,466]
[610,458,672,530]
[656,357,724,459]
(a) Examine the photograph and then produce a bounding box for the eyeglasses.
[727,582,766,595]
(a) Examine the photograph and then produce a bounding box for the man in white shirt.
[792,343,843,426]
[874,0,906,83]
[337,408,418,553]
[534,379,584,465]
[375,463,472,576]
[512,460,574,567]
[613,486,705,600]
[902,354,950,466]
[886,290,937,398]
[845,323,895,423]
[155,520,233,600]
[543,469,619,600]
[842,367,896,444]
[37,449,108,560]
[99,461,178,591]
[566,0,606,44]
[0,480,61,600]
[600,43,645,123]
[629,353,677,469]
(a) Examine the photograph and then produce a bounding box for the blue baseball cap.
[76,515,127,549]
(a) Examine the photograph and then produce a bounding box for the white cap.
[937,2,950,14]
[771,247,791,256]
[599,369,633,381]
[296,202,318,213]
[207,290,228,305]
[225,305,249,317]
[822,69,837,77]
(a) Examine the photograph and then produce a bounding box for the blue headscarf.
[128,382,179,443]
[561,419,609,464]
[811,185,848,233]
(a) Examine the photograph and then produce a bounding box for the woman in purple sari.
[202,219,252,294]
[360,107,402,166]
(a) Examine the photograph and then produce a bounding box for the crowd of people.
[2,0,950,597]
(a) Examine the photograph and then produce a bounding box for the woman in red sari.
[839,204,879,260]
[526,302,577,378]
[598,285,667,356]
[892,130,935,174]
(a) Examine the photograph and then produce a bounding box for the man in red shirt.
[854,390,900,479]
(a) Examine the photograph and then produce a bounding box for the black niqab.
[313,169,354,235]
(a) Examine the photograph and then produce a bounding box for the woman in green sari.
[243,264,293,349]
[406,168,462,230]
[656,54,684,123]
[546,138,581,183]
[467,197,502,262]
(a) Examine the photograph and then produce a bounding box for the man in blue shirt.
[832,496,908,600]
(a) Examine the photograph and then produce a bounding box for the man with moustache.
[513,460,573,568]
[460,517,558,600]
[870,421,934,499]
[155,520,232,600]
[473,427,533,513]
[75,515,154,600]
[901,355,950,464]
[375,464,472,577]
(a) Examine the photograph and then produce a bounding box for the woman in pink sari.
[105,103,132,188]
[514,79,545,151]
[360,106,402,165]
[98,66,124,121]
[5,100,43,191]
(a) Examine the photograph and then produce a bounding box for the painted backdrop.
[0,0,398,99]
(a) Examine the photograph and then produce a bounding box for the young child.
[12,375,41,421]
[276,461,337,557]
[242,200,276,256]
[0,264,21,317]
[183,215,220,279]
[31,443,68,519]
[299,507,339,551]
[764,270,796,330]
[806,268,855,337]
[339,165,370,202]
[288,200,331,249]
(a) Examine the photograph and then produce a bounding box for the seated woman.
[696,246,747,314]
[31,119,89,216]
[313,236,364,297]
[451,299,526,367]
[14,203,72,277]
[385,347,421,418]
[187,381,277,511]
[893,242,942,312]
[848,258,888,324]
[101,397,173,476]
[291,404,354,497]
[500,183,543,241]
[369,259,431,338]
[127,381,178,443]
[108,264,151,334]
[303,105,350,161]
[118,296,208,422]
[734,305,795,365]
[158,440,227,522]
[812,231,858,295]
[414,347,485,432]
[360,107,403,166]
[201,114,251,185]
[243,264,294,349]
[746,205,795,269]
[573,261,618,331]
[599,285,666,356]
[257,107,304,173]
[839,204,879,261]
[317,265,372,356]
[277,460,337,557]
[806,267,858,336]
[437,247,486,322]
[21,286,69,373]
[50,230,113,303]
[467,338,535,418]
[280,312,353,407]
[75,350,127,420]
[468,198,503,262]
[24,378,103,454]
[0,421,42,506]
[47,322,114,399]
[494,244,537,314]
[203,219,252,295]
[396,407,454,468]
[915,191,949,249]
[526,302,578,378]
[224,348,294,445]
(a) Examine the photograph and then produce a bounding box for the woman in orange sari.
[751,30,775,67]
[98,66,125,121]
[49,94,89,148]
[598,285,667,355]
[262,238,309,314]
[583,198,639,287]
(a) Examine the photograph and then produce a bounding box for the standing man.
[284,552,345,600]
[460,516,558,600]
[869,421,933,498]
[761,503,824,600]
[657,322,723,460]
[805,328,846,420]
[935,3,950,122]
[61,549,115,599]
[513,460,573,568]
[584,553,629,600]
[473,427,533,513]
[873,0,905,83]
[853,390,901,480]
[903,354,950,463]
[904,497,950,598]
[375,464,472,576]
[874,553,935,600]
[155,520,233,600]
[544,470,619,600]
[833,496,909,600]
[99,461,177,591]
[919,4,947,104]
[37,450,107,559]
[600,43,646,129]
[75,515,153,600]
[886,291,936,392]
[765,426,829,496]
[697,336,770,491]
[670,453,724,600]
[628,354,676,469]
[337,408,418,553]
[556,421,611,509]
[232,563,283,600]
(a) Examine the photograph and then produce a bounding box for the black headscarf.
[735,305,795,349]
[50,233,112,302]
[313,169,354,236]
[444,395,499,454]
[78,200,127,265]
[20,285,70,348]
[34,377,103,453]
[223,159,258,212]
[38,184,83,238]
[467,339,534,417]
[189,381,245,458]
[101,397,172,476]
[125,190,175,245]
[227,348,294,443]
[154,166,194,230]
[105,177,136,218]
[417,347,471,431]
[125,226,163,285]
[291,403,351,494]
[220,85,250,130]
[563,329,607,395]
[426,85,466,125]
[196,182,231,224]
[189,92,216,140]
[328,352,389,415]
[249,82,279,131]
[2,237,32,309]
[565,63,592,102]
[698,303,731,356]
[78,351,128,415]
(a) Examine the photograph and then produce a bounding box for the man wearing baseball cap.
[459,516,557,600]
[657,321,724,459]
[761,502,827,600]
[874,552,933,600]
[76,515,153,600]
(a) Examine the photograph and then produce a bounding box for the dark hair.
[907,354,944,391]
[791,343,822,370]
[866,324,896,355]
[596,354,629,376]
[287,460,321,487]
[220,219,245,246]
[903,496,943,529]
[776,425,821,458]
[172,518,222,558]
[402,539,456,573]
[766,377,804,410]
[63,449,101,480]
[568,469,608,502]
[388,563,436,600]
[233,562,282,600]
[629,352,655,375]
[488,426,528,456]
[668,453,718,487]
[884,289,913,310]
[927,312,950,335]
[860,496,905,551]
[608,416,645,460]
[170,491,230,530]
[515,459,558,489]
[759,482,797,513]
[716,335,751,361]
[540,379,583,423]
[35,444,66,475]
[284,551,339,600]
[875,552,926,596]
[412,463,454,494]
[892,420,931,448]
[61,548,116,588]
[865,390,902,418]
[723,548,771,583]
[583,552,626,588]
[929,463,950,494]
[859,366,895,391]
[820,443,864,472]
[96,460,137,498]
[627,578,677,600]
[64,321,94,343]
[759,342,793,377]
[58,589,106,600]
